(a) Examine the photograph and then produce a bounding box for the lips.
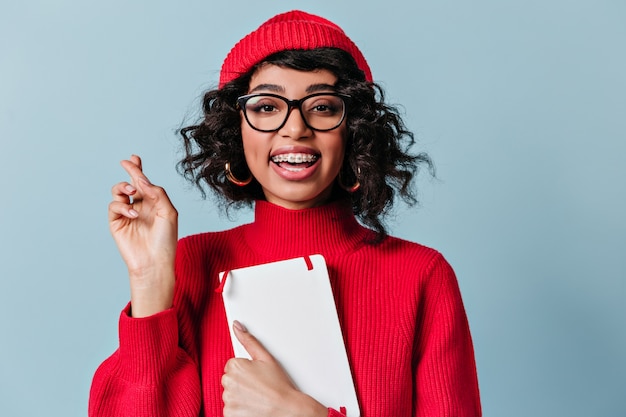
[270,152,320,172]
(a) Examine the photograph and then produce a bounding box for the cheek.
[241,126,270,170]
[240,124,257,153]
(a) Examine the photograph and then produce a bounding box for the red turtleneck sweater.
[89,200,481,417]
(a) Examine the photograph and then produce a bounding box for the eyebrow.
[248,83,337,94]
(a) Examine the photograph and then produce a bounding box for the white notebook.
[219,254,360,417]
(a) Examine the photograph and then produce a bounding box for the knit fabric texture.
[219,10,373,88]
[89,200,481,417]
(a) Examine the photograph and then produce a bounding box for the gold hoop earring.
[225,162,252,186]
[338,167,361,193]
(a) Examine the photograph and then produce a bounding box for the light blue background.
[1,1,624,416]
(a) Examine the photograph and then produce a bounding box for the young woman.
[89,10,481,417]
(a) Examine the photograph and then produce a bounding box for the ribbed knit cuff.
[117,303,179,386]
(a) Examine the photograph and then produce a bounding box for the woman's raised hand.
[108,155,178,318]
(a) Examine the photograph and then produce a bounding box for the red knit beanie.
[219,10,372,88]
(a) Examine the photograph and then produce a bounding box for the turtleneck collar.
[242,200,373,259]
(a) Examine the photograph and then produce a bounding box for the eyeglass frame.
[236,92,351,133]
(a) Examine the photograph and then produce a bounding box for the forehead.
[248,64,338,95]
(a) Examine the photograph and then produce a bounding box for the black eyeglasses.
[237,92,350,132]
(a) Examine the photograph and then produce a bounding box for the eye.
[304,96,342,116]
[313,104,332,112]
[246,96,282,114]
[257,104,277,113]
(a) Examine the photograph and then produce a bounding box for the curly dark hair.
[179,47,434,241]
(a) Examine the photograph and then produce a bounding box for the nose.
[278,106,312,139]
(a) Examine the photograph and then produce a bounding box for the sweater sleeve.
[414,254,482,417]
[324,253,481,417]
[88,304,201,417]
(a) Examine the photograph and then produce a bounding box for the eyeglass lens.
[241,94,346,132]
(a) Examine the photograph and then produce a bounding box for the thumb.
[233,320,274,362]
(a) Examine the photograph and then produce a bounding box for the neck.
[243,200,373,259]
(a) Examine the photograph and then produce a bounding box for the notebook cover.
[219,254,360,417]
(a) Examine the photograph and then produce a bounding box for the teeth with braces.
[271,153,319,164]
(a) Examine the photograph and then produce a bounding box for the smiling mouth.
[271,153,319,172]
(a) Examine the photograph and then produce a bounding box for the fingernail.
[233,320,247,332]
[129,209,139,217]
[125,185,136,193]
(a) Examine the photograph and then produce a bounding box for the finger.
[119,158,168,205]
[222,357,249,375]
[120,158,152,189]
[233,321,274,362]
[119,157,177,219]
[108,200,139,221]
[130,154,142,171]
[111,182,136,203]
